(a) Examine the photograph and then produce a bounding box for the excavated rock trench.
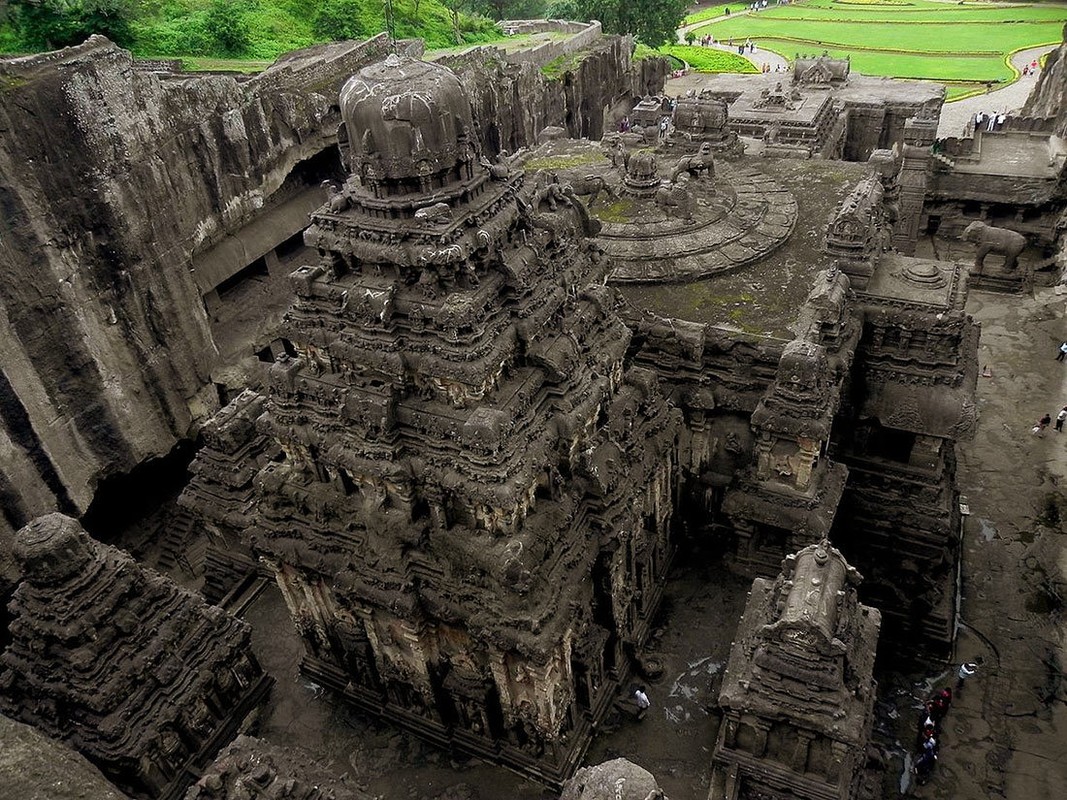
[235,281,1064,800]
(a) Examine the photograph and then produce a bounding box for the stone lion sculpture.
[670,141,715,183]
[962,220,1027,271]
[655,174,694,221]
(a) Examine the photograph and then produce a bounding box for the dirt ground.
[238,280,1065,800]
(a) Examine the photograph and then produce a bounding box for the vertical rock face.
[0,513,273,799]
[240,55,679,784]
[0,36,343,528]
[1022,28,1067,134]
[0,712,130,800]
[446,37,668,155]
[711,541,880,800]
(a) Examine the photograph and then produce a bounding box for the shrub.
[205,0,251,55]
[313,0,366,41]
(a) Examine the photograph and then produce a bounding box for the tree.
[312,0,365,41]
[441,0,466,44]
[204,0,251,55]
[558,0,687,48]
[10,0,134,50]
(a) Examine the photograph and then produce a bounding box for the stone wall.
[0,37,347,531]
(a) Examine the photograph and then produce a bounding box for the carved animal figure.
[569,174,618,206]
[670,142,715,183]
[320,180,349,213]
[962,220,1027,271]
[655,178,694,221]
[414,201,453,225]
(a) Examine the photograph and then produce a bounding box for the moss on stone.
[525,152,605,171]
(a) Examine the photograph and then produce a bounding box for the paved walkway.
[936,45,1059,138]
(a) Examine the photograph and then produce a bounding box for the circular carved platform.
[594,162,797,284]
[524,140,798,284]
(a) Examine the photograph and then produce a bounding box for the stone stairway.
[156,509,199,576]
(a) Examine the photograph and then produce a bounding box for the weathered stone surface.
[0,712,128,800]
[189,54,682,786]
[0,513,273,799]
[185,735,369,800]
[1021,28,1067,135]
[711,541,880,800]
[559,758,667,799]
[0,31,663,535]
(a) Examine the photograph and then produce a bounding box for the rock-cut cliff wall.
[1022,26,1067,136]
[0,37,355,531]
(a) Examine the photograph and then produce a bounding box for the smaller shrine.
[793,54,850,88]
[668,88,740,154]
[0,514,272,800]
[710,541,880,800]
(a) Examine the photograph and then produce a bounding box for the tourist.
[633,686,650,720]
[1057,407,1067,432]
[1033,414,1052,436]
[933,687,952,718]
[986,112,998,132]
[914,749,937,785]
[1057,341,1067,361]
[956,661,978,690]
[658,116,669,142]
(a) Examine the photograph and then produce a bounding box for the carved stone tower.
[0,514,272,800]
[710,541,880,800]
[250,55,680,784]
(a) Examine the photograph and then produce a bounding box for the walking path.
[936,45,1059,138]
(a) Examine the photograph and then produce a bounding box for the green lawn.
[683,4,741,27]
[689,0,1066,94]
[662,44,759,72]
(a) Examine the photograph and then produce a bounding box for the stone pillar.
[892,117,938,254]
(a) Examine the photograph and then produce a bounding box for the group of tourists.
[974,111,1006,132]
[914,662,979,785]
[1022,59,1040,77]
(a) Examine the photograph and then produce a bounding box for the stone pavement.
[936,45,1060,138]
[917,281,1067,799]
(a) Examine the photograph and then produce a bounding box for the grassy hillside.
[0,0,504,61]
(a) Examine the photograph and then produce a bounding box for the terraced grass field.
[690,0,1067,97]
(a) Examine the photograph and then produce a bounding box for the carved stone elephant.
[962,220,1027,271]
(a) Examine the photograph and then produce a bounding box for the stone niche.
[710,541,880,800]
[0,513,273,800]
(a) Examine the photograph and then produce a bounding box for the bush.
[313,0,366,41]
[205,0,251,55]
[661,44,758,73]
[9,0,135,49]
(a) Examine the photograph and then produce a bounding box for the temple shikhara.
[1,17,1066,800]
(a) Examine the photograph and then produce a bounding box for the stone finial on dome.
[14,513,93,586]
[338,56,480,198]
